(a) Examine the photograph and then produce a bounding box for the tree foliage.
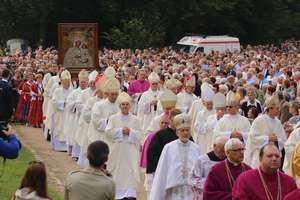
[106,18,165,49]
[0,0,299,48]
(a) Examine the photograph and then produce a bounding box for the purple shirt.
[232,168,297,200]
[203,160,251,200]
[127,80,150,96]
[140,132,156,169]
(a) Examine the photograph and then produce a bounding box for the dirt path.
[14,125,146,199]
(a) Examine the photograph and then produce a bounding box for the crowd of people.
[1,39,300,200]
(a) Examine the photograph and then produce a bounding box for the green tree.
[106,18,165,49]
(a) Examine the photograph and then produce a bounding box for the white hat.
[95,78,106,92]
[78,69,89,82]
[88,70,98,82]
[60,70,71,80]
[117,92,131,104]
[213,92,226,108]
[226,91,240,106]
[265,94,280,108]
[159,89,177,109]
[185,76,196,87]
[201,82,215,102]
[173,113,191,129]
[103,67,116,78]
[148,72,160,83]
[175,79,183,87]
[165,77,178,89]
[104,77,120,93]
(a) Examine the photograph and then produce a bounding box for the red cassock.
[232,168,297,200]
[203,159,252,200]
[284,189,300,200]
[28,82,44,126]
[15,80,32,121]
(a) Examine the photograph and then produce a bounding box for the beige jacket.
[64,167,115,200]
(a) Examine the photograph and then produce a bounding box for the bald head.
[214,136,229,145]
[159,114,171,129]
[213,136,229,160]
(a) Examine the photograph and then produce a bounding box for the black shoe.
[46,131,51,141]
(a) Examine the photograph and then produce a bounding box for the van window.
[196,47,204,53]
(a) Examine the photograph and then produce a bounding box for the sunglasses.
[227,106,234,109]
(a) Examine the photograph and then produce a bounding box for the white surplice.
[188,99,204,133]
[213,114,251,143]
[137,89,162,133]
[77,95,103,167]
[193,109,216,153]
[203,114,220,151]
[283,127,300,175]
[51,86,73,150]
[42,72,52,120]
[88,99,119,144]
[176,91,198,113]
[245,114,287,168]
[74,88,94,148]
[44,75,60,136]
[150,139,201,200]
[64,88,83,146]
[105,113,142,199]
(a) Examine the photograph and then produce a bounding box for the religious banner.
[58,23,99,75]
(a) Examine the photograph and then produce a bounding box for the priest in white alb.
[105,92,142,200]
[213,91,251,143]
[73,70,98,159]
[150,113,201,200]
[176,76,198,113]
[189,78,211,132]
[203,92,227,152]
[76,67,116,166]
[77,78,105,167]
[64,69,89,157]
[51,70,73,151]
[137,71,162,133]
[146,89,177,134]
[193,82,215,153]
[43,71,61,139]
[88,77,120,145]
[245,94,287,168]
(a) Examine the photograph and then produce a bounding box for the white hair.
[224,138,244,152]
[213,136,229,145]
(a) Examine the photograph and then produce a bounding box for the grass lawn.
[0,145,63,200]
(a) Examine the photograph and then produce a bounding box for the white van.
[177,35,240,54]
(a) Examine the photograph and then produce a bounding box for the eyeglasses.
[230,148,246,152]
[227,106,234,109]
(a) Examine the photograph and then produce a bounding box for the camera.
[0,121,9,140]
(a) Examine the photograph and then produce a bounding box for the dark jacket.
[0,80,14,122]
[241,100,262,117]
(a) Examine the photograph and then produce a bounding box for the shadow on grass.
[0,145,63,200]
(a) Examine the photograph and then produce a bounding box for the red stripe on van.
[192,41,240,44]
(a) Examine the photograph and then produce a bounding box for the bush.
[106,18,165,49]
